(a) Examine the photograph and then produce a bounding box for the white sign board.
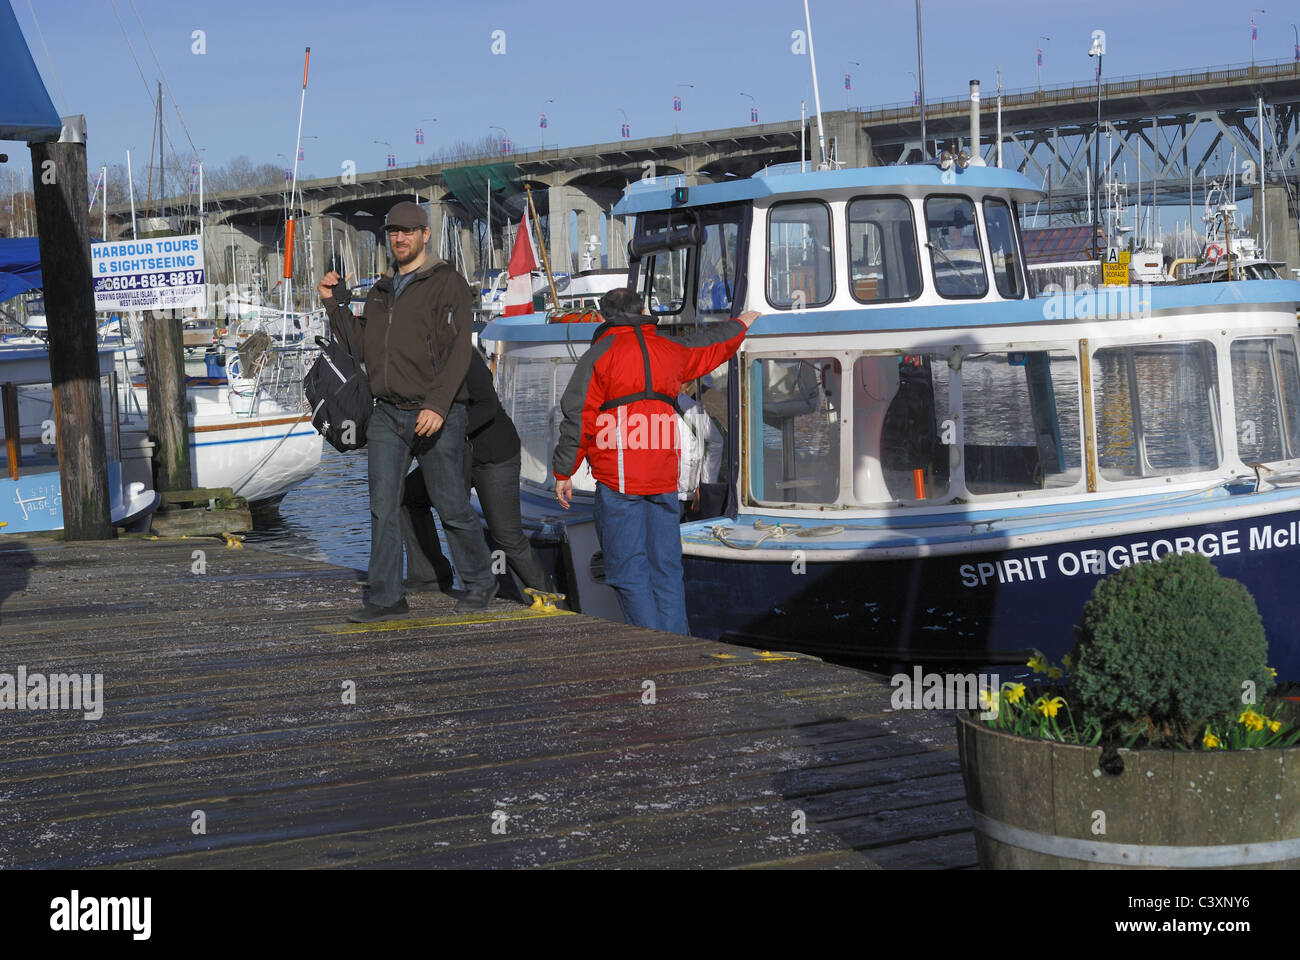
[91,234,205,313]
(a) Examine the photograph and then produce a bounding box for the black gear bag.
[303,302,372,452]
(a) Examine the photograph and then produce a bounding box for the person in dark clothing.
[401,350,549,599]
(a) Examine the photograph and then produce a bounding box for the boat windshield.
[925,196,988,299]
[847,196,921,303]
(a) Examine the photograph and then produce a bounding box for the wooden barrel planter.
[956,713,1300,869]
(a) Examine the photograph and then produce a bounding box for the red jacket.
[552,315,747,495]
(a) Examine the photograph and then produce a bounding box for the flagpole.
[525,184,561,311]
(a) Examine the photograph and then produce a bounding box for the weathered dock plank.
[0,534,975,869]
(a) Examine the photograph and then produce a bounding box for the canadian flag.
[503,206,540,316]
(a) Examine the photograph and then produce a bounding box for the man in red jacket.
[552,287,758,633]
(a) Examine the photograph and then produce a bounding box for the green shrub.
[1068,552,1271,743]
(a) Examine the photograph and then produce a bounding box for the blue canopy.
[1,0,60,142]
[0,236,41,302]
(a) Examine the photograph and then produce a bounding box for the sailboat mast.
[158,81,164,221]
[282,46,311,318]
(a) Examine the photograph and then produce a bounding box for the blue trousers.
[593,482,689,634]
[366,401,495,606]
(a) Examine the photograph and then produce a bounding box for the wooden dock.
[0,534,976,869]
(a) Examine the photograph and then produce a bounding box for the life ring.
[1205,243,1225,263]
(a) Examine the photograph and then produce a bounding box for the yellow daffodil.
[1047,667,1064,680]
[1238,709,1266,732]
[1203,730,1221,749]
[1003,682,1026,705]
[1062,654,1073,670]
[1267,667,1278,680]
[1034,695,1066,718]
[1269,719,1283,734]
[1026,652,1049,673]
[978,687,1000,710]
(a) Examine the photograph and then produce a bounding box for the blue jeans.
[593,482,688,634]
[367,401,494,606]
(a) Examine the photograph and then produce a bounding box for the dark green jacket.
[324,259,474,417]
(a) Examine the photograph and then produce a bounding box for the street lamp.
[740,92,758,124]
[418,118,437,161]
[1088,30,1106,258]
[1251,10,1265,67]
[372,139,394,170]
[540,99,554,151]
[844,60,860,111]
[617,108,631,140]
[490,125,512,156]
[1293,23,1299,62]
[1037,36,1051,91]
[908,71,919,107]
[673,83,694,136]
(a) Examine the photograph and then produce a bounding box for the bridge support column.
[545,184,615,275]
[1260,182,1300,276]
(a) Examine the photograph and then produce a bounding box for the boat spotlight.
[956,151,971,169]
[938,150,954,171]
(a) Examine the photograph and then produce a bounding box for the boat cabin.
[485,165,1300,525]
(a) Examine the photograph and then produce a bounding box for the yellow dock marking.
[708,649,812,663]
[315,606,577,635]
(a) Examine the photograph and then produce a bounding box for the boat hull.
[681,507,1300,679]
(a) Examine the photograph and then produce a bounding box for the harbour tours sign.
[90,234,206,312]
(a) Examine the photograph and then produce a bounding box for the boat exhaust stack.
[968,80,985,166]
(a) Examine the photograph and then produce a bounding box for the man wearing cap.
[317,201,498,621]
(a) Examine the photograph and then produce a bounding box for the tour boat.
[482,159,1300,679]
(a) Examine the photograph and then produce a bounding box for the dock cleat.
[524,588,568,613]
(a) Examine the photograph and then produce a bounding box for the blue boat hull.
[680,508,1300,680]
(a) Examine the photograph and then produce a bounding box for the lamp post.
[673,83,694,136]
[740,92,758,124]
[372,139,394,171]
[1292,22,1299,62]
[908,71,919,107]
[1251,10,1265,67]
[490,124,512,156]
[1088,30,1106,258]
[844,61,859,111]
[418,118,437,162]
[540,99,554,151]
[617,108,630,140]
[1038,36,1051,91]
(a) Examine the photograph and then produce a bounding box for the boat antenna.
[282,46,310,320]
[802,0,827,168]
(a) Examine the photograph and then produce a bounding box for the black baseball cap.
[386,201,428,230]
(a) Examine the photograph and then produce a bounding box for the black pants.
[400,451,549,599]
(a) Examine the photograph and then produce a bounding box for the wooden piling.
[29,118,113,540]
[141,313,193,492]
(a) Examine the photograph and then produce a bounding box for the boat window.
[851,354,950,503]
[767,201,833,309]
[962,351,1082,495]
[646,248,688,315]
[847,197,921,303]
[924,196,988,299]
[1093,342,1220,481]
[504,357,577,488]
[982,199,1024,299]
[748,356,840,504]
[697,219,740,317]
[1231,337,1300,463]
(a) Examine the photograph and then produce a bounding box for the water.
[244,445,371,570]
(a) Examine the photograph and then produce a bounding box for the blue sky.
[4,0,1297,183]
